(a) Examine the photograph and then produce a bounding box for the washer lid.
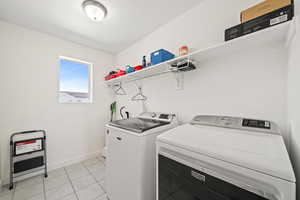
[157,124,295,183]
[109,118,169,133]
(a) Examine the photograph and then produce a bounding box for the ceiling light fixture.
[82,0,107,22]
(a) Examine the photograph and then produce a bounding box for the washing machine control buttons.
[138,112,175,123]
[151,113,157,118]
[159,114,170,120]
[219,117,233,126]
[242,119,271,129]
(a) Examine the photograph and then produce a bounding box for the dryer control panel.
[191,115,280,134]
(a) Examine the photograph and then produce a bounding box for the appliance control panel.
[139,112,176,122]
[191,115,280,134]
[242,119,270,129]
[159,114,170,120]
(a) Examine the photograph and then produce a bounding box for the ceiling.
[0,0,201,54]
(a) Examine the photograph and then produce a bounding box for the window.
[59,57,92,103]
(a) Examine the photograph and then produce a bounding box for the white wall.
[288,11,300,198]
[117,0,262,65]
[0,20,114,183]
[115,0,289,140]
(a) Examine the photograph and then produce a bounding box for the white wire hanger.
[113,82,127,95]
[131,85,147,101]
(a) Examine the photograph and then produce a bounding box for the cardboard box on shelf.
[225,4,293,41]
[241,0,293,23]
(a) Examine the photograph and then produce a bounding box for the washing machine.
[156,115,296,200]
[106,112,178,200]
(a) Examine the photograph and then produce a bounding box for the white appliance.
[106,112,178,200]
[156,115,296,200]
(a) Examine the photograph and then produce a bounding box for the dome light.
[82,0,107,22]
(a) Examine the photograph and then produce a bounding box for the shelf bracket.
[175,72,184,90]
[169,56,197,90]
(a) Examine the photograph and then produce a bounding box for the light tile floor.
[0,156,107,200]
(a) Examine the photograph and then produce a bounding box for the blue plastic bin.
[151,49,175,65]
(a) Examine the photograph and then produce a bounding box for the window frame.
[58,56,93,104]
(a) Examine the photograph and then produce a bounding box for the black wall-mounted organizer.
[9,130,48,190]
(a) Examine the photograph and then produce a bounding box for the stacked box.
[241,0,293,23]
[225,4,294,41]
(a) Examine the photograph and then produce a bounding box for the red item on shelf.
[105,75,111,81]
[105,74,118,80]
[116,70,126,77]
[134,65,143,71]
[179,45,189,56]
[111,74,118,78]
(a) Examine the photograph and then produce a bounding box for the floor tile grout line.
[83,160,105,183]
[63,167,80,200]
[82,159,107,196]
[70,160,106,200]
[11,175,44,200]
[95,156,107,200]
[82,161,104,187]
[5,158,105,200]
[67,163,97,191]
[95,156,106,191]
[91,194,106,200]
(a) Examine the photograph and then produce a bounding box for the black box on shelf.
[225,24,243,41]
[243,5,293,36]
[225,5,294,41]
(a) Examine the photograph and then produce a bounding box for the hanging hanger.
[113,82,126,95]
[131,84,147,101]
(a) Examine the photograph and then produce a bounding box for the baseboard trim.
[1,150,102,185]
[48,150,102,171]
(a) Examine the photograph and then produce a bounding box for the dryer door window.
[158,155,269,200]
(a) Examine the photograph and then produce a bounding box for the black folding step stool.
[9,130,48,190]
